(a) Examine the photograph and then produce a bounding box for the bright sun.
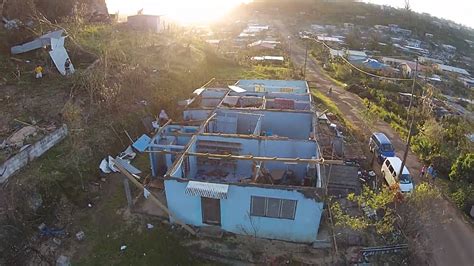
[106,0,250,25]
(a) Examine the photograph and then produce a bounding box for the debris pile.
[11,30,75,76]
[0,121,58,160]
[99,132,154,178]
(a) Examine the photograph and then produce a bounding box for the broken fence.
[0,125,68,183]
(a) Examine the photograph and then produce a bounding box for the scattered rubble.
[6,125,37,147]
[56,255,71,266]
[75,231,85,241]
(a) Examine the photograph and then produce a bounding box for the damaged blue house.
[147,79,328,243]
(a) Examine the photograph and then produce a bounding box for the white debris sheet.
[49,37,75,76]
[10,30,75,76]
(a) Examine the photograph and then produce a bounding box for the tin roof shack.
[147,80,329,243]
[127,14,166,33]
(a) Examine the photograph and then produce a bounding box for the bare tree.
[404,0,411,11]
[237,211,260,241]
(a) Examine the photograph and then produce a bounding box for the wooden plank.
[145,150,343,165]
[112,158,196,236]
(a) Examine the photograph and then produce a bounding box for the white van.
[381,157,414,193]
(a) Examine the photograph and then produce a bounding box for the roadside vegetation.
[310,42,474,216]
[331,183,442,264]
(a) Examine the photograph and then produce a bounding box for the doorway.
[201,197,221,225]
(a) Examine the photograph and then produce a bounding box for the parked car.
[369,132,395,163]
[381,157,414,193]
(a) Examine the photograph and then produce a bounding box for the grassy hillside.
[0,19,297,263]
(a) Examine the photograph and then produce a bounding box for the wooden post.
[112,159,196,236]
[122,176,133,208]
[144,149,344,165]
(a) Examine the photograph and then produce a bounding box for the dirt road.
[276,22,474,265]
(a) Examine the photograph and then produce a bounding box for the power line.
[307,37,414,81]
[339,55,413,81]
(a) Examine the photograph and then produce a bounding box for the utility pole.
[399,58,418,180]
[303,40,308,79]
[288,35,292,60]
[405,58,418,122]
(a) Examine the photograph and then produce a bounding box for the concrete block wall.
[0,125,68,183]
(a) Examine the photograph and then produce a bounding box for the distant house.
[465,40,474,48]
[206,40,221,48]
[397,28,412,35]
[436,64,470,77]
[245,24,270,33]
[406,39,422,48]
[317,36,344,44]
[127,14,166,33]
[381,57,430,77]
[251,56,284,65]
[442,44,457,52]
[346,50,368,62]
[329,48,345,59]
[248,40,280,50]
[344,23,354,29]
[418,56,444,65]
[458,77,474,88]
[238,24,270,39]
[359,59,387,70]
[403,45,429,55]
[374,25,390,31]
[389,24,412,35]
[310,24,326,33]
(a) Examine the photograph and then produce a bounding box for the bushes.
[450,184,474,212]
[333,63,352,82]
[449,153,474,183]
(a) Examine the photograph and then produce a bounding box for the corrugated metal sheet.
[185,181,229,199]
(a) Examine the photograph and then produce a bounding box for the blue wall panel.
[164,179,323,243]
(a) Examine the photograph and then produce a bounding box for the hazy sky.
[365,0,474,28]
[106,0,474,27]
[106,0,250,24]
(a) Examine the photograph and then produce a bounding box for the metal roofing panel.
[228,85,246,93]
[132,134,151,152]
[185,181,229,199]
[193,88,205,95]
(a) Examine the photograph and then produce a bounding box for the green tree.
[332,183,441,262]
[449,153,474,183]
[331,185,397,235]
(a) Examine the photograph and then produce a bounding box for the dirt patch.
[185,234,339,265]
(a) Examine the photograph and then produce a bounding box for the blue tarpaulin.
[133,134,151,152]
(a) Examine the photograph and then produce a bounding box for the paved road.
[275,22,474,266]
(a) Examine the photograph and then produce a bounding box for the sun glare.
[106,0,250,25]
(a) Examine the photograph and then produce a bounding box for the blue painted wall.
[235,80,309,94]
[266,92,311,101]
[194,135,319,178]
[165,179,324,243]
[216,109,313,139]
[183,109,212,121]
